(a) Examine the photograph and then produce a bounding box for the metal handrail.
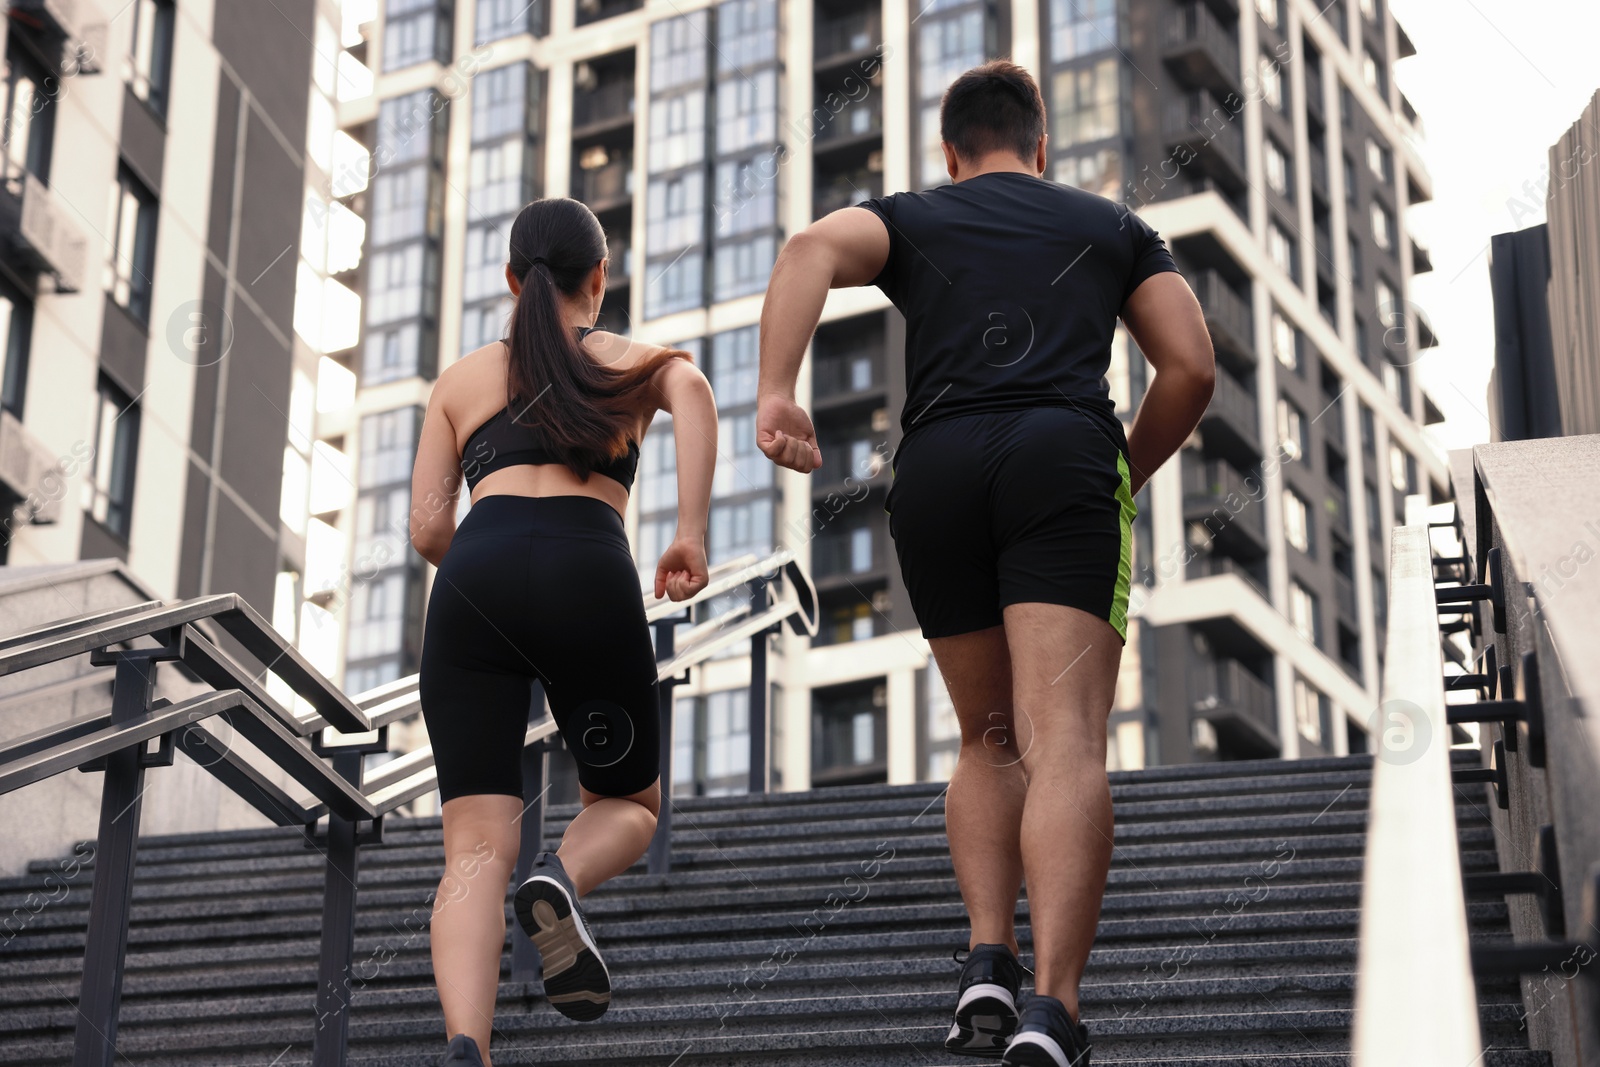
[1351,522,1482,1064]
[0,593,369,732]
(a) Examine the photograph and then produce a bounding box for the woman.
[409,197,716,1067]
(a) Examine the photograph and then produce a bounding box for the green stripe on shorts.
[1109,453,1137,641]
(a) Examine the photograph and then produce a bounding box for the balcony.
[816,98,883,149]
[813,345,886,406]
[1188,269,1253,372]
[814,168,880,220]
[1164,3,1241,97]
[1185,552,1267,597]
[1305,67,1325,124]
[572,153,634,214]
[1163,90,1247,193]
[572,80,635,133]
[815,10,881,65]
[1190,653,1278,750]
[0,409,64,523]
[10,0,105,72]
[1197,369,1261,466]
[1182,454,1268,557]
[812,520,891,590]
[1323,393,1346,452]
[0,173,88,292]
[605,235,631,289]
[575,0,642,27]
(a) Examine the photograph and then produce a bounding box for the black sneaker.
[440,1033,485,1066]
[513,852,612,1021]
[944,943,1024,1056]
[1002,994,1091,1067]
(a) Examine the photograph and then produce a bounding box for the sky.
[1389,0,1600,451]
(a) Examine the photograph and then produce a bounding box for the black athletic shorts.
[418,495,660,804]
[885,406,1137,642]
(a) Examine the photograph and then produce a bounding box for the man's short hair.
[939,60,1047,164]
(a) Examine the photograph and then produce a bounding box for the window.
[1051,60,1121,148]
[1375,278,1397,323]
[363,323,422,385]
[1348,230,1363,285]
[477,0,539,43]
[646,171,706,255]
[84,377,141,539]
[1264,139,1290,198]
[377,90,442,166]
[359,407,423,489]
[1283,488,1311,553]
[2,40,55,184]
[1277,398,1307,461]
[1293,677,1327,746]
[1259,53,1284,112]
[1361,47,1383,95]
[366,244,429,326]
[713,156,779,236]
[1048,0,1117,61]
[650,10,708,91]
[715,70,777,155]
[1389,443,1410,492]
[125,0,176,116]
[0,283,32,418]
[647,90,707,173]
[472,63,530,143]
[917,6,985,186]
[383,0,445,72]
[1268,222,1295,279]
[1289,581,1321,646]
[461,298,512,353]
[1370,202,1393,252]
[709,498,772,565]
[718,0,778,71]
[468,139,530,221]
[1256,0,1280,28]
[1365,137,1389,182]
[709,326,759,407]
[106,169,158,322]
[1053,148,1121,198]
[1271,310,1299,373]
[463,224,509,302]
[369,167,432,246]
[713,232,776,301]
[1343,153,1358,206]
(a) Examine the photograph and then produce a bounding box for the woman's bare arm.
[651,358,716,601]
[409,380,464,568]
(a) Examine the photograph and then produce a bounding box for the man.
[755,61,1215,1066]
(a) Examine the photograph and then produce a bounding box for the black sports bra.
[460,327,641,492]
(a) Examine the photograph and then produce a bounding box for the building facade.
[314,0,1450,802]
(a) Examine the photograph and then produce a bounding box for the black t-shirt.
[857,171,1180,443]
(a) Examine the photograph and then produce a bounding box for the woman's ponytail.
[503,198,688,478]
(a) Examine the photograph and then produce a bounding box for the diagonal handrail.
[0,594,369,733]
[1352,522,1482,1064]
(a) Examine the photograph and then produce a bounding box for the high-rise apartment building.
[317,0,1449,800]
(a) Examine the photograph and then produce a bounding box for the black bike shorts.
[886,406,1137,642]
[418,495,661,804]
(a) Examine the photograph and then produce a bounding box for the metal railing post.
[647,614,686,875]
[512,681,550,985]
[748,578,769,795]
[73,649,169,1067]
[311,750,363,1067]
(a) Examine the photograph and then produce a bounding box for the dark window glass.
[86,376,141,539]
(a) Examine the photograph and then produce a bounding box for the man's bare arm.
[1119,272,1216,495]
[756,207,890,473]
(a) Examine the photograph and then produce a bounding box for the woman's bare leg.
[555,779,661,896]
[433,793,522,1065]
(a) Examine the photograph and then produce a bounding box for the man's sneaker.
[944,943,1024,1056]
[513,852,612,1021]
[440,1034,485,1066]
[1001,994,1091,1067]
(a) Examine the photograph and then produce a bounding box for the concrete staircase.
[0,752,1548,1065]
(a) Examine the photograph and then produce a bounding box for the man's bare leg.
[928,625,1027,955]
[1004,602,1122,1021]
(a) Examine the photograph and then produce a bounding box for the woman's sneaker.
[944,943,1024,1056]
[1001,994,1091,1067]
[513,852,612,1021]
[440,1034,485,1066]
